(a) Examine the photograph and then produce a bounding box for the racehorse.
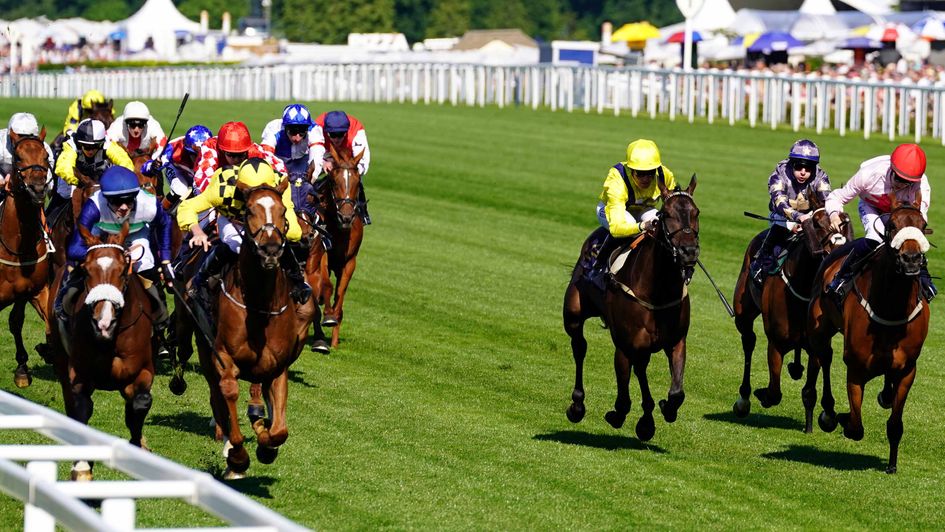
[130,145,161,197]
[48,224,156,480]
[804,198,931,473]
[48,166,100,270]
[0,130,52,387]
[563,174,699,441]
[196,180,314,479]
[731,194,852,416]
[50,101,115,156]
[296,208,331,354]
[314,144,365,347]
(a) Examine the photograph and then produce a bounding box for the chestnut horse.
[197,181,314,479]
[731,194,853,416]
[0,130,52,387]
[48,224,156,480]
[296,208,331,354]
[804,199,931,473]
[563,175,699,441]
[315,144,365,347]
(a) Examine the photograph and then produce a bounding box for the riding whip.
[696,258,735,317]
[165,92,190,142]
[164,276,225,366]
[744,211,798,232]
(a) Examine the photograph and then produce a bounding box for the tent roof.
[121,0,200,33]
[690,0,737,31]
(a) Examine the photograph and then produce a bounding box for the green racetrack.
[0,97,942,529]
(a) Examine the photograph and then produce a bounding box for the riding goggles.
[126,119,147,129]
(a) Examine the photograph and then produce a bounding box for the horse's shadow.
[148,411,212,437]
[223,475,277,499]
[287,369,316,388]
[761,444,885,472]
[27,362,57,383]
[533,430,668,453]
[703,411,805,432]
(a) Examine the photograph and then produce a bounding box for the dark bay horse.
[48,224,156,480]
[804,199,931,473]
[563,175,699,441]
[731,195,853,416]
[197,181,314,479]
[51,100,115,156]
[0,130,52,386]
[315,144,365,347]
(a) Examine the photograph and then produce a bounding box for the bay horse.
[804,198,931,473]
[563,174,699,441]
[51,100,115,156]
[197,180,314,479]
[0,130,52,387]
[315,144,365,347]
[731,193,853,416]
[48,224,156,480]
[296,208,331,354]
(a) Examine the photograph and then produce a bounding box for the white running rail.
[2,63,944,144]
[0,390,308,532]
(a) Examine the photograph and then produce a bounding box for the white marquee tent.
[118,0,201,58]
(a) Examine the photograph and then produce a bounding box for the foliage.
[1,98,944,529]
[36,60,241,72]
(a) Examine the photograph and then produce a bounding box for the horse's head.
[657,173,700,270]
[131,147,159,196]
[78,223,131,341]
[801,192,851,256]
[88,100,114,129]
[326,143,364,229]
[8,129,50,205]
[885,195,930,277]
[238,180,289,270]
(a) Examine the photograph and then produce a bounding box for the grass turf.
[0,97,943,529]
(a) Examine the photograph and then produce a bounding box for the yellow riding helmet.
[626,139,662,171]
[81,89,106,109]
[237,158,277,188]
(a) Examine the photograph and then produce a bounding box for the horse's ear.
[888,192,900,209]
[657,169,669,199]
[114,221,130,245]
[352,149,365,169]
[8,130,19,144]
[686,173,697,195]
[78,224,99,247]
[39,126,46,141]
[235,179,251,196]
[276,178,289,195]
[327,142,340,163]
[107,99,114,110]
[913,190,922,210]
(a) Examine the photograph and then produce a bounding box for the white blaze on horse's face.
[256,196,276,236]
[96,256,114,273]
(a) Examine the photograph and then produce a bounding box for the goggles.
[126,119,147,129]
[285,125,308,137]
[327,131,346,139]
[105,193,137,207]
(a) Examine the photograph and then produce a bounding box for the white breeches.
[596,201,658,230]
[217,215,242,254]
[858,200,885,242]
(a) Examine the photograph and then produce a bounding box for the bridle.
[656,190,698,263]
[321,163,360,224]
[11,135,49,199]
[241,187,288,258]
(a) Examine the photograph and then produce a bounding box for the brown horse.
[315,144,365,347]
[197,181,314,479]
[563,175,699,441]
[0,130,53,387]
[731,194,853,416]
[296,209,331,354]
[130,145,161,197]
[48,224,156,480]
[804,199,931,473]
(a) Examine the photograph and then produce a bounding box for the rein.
[220,276,288,316]
[852,278,924,326]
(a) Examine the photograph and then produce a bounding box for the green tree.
[425,0,470,38]
[526,0,564,40]
[178,0,248,30]
[83,0,134,21]
[394,0,432,44]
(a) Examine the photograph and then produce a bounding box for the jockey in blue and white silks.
[260,103,325,181]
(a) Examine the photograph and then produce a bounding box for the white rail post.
[24,461,56,532]
[838,82,846,137]
[865,86,873,140]
[101,499,135,530]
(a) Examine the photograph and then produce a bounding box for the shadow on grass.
[288,369,316,388]
[533,430,668,453]
[148,411,212,437]
[28,361,57,383]
[703,410,805,432]
[761,444,885,472]
[223,475,278,499]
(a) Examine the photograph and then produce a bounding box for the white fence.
[0,390,308,531]
[1,63,944,144]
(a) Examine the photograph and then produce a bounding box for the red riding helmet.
[217,121,252,153]
[890,143,926,182]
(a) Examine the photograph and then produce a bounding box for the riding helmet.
[81,89,106,109]
[323,111,350,134]
[626,139,661,171]
[788,139,820,163]
[123,101,150,122]
[217,121,253,153]
[890,143,926,182]
[8,113,39,136]
[282,104,313,127]
[74,119,106,147]
[237,158,277,187]
[100,166,140,197]
[184,125,213,153]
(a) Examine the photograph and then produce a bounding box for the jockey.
[749,139,832,284]
[56,166,174,352]
[314,110,372,224]
[50,118,134,215]
[826,143,935,302]
[61,89,113,137]
[106,101,167,155]
[177,158,311,307]
[261,103,325,181]
[192,121,287,194]
[142,124,212,208]
[0,113,54,194]
[586,139,676,289]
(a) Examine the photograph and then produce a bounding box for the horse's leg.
[10,300,32,388]
[754,340,785,408]
[837,364,866,442]
[877,374,895,409]
[29,288,53,363]
[169,303,195,396]
[218,367,250,478]
[121,369,154,449]
[817,344,838,432]
[885,364,917,474]
[328,257,357,348]
[254,371,289,465]
[659,338,687,423]
[787,347,805,380]
[604,347,631,429]
[733,307,758,417]
[563,282,588,423]
[69,379,95,481]
[247,383,265,421]
[634,354,656,441]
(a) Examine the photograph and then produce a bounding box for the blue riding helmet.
[100,166,140,197]
[183,125,212,153]
[788,139,820,163]
[323,110,350,134]
[282,104,313,127]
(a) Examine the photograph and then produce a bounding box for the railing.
[0,390,308,532]
[1,63,943,144]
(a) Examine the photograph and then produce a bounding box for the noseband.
[657,190,698,262]
[241,191,289,256]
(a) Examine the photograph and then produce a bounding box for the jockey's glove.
[140,160,157,176]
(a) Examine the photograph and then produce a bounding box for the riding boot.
[585,234,618,292]
[54,267,85,324]
[827,238,880,303]
[282,243,312,304]
[920,267,937,303]
[189,245,233,303]
[358,182,371,225]
[750,225,789,284]
[45,191,67,219]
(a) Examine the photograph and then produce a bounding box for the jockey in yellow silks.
[61,89,113,137]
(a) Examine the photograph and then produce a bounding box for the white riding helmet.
[123,101,150,121]
[8,113,40,136]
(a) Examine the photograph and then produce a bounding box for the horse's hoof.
[223,467,245,480]
[635,415,656,442]
[841,421,863,441]
[753,388,781,408]
[877,390,893,410]
[604,410,626,429]
[133,437,151,452]
[247,402,266,421]
[658,399,680,423]
[35,343,52,363]
[321,316,338,327]
[222,438,233,458]
[169,377,187,396]
[13,365,31,389]
[225,446,250,474]
[733,397,751,418]
[566,402,585,423]
[256,444,279,465]
[787,361,804,380]
[885,465,898,475]
[818,411,837,433]
[311,339,330,355]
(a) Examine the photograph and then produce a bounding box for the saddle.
[581,229,647,292]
